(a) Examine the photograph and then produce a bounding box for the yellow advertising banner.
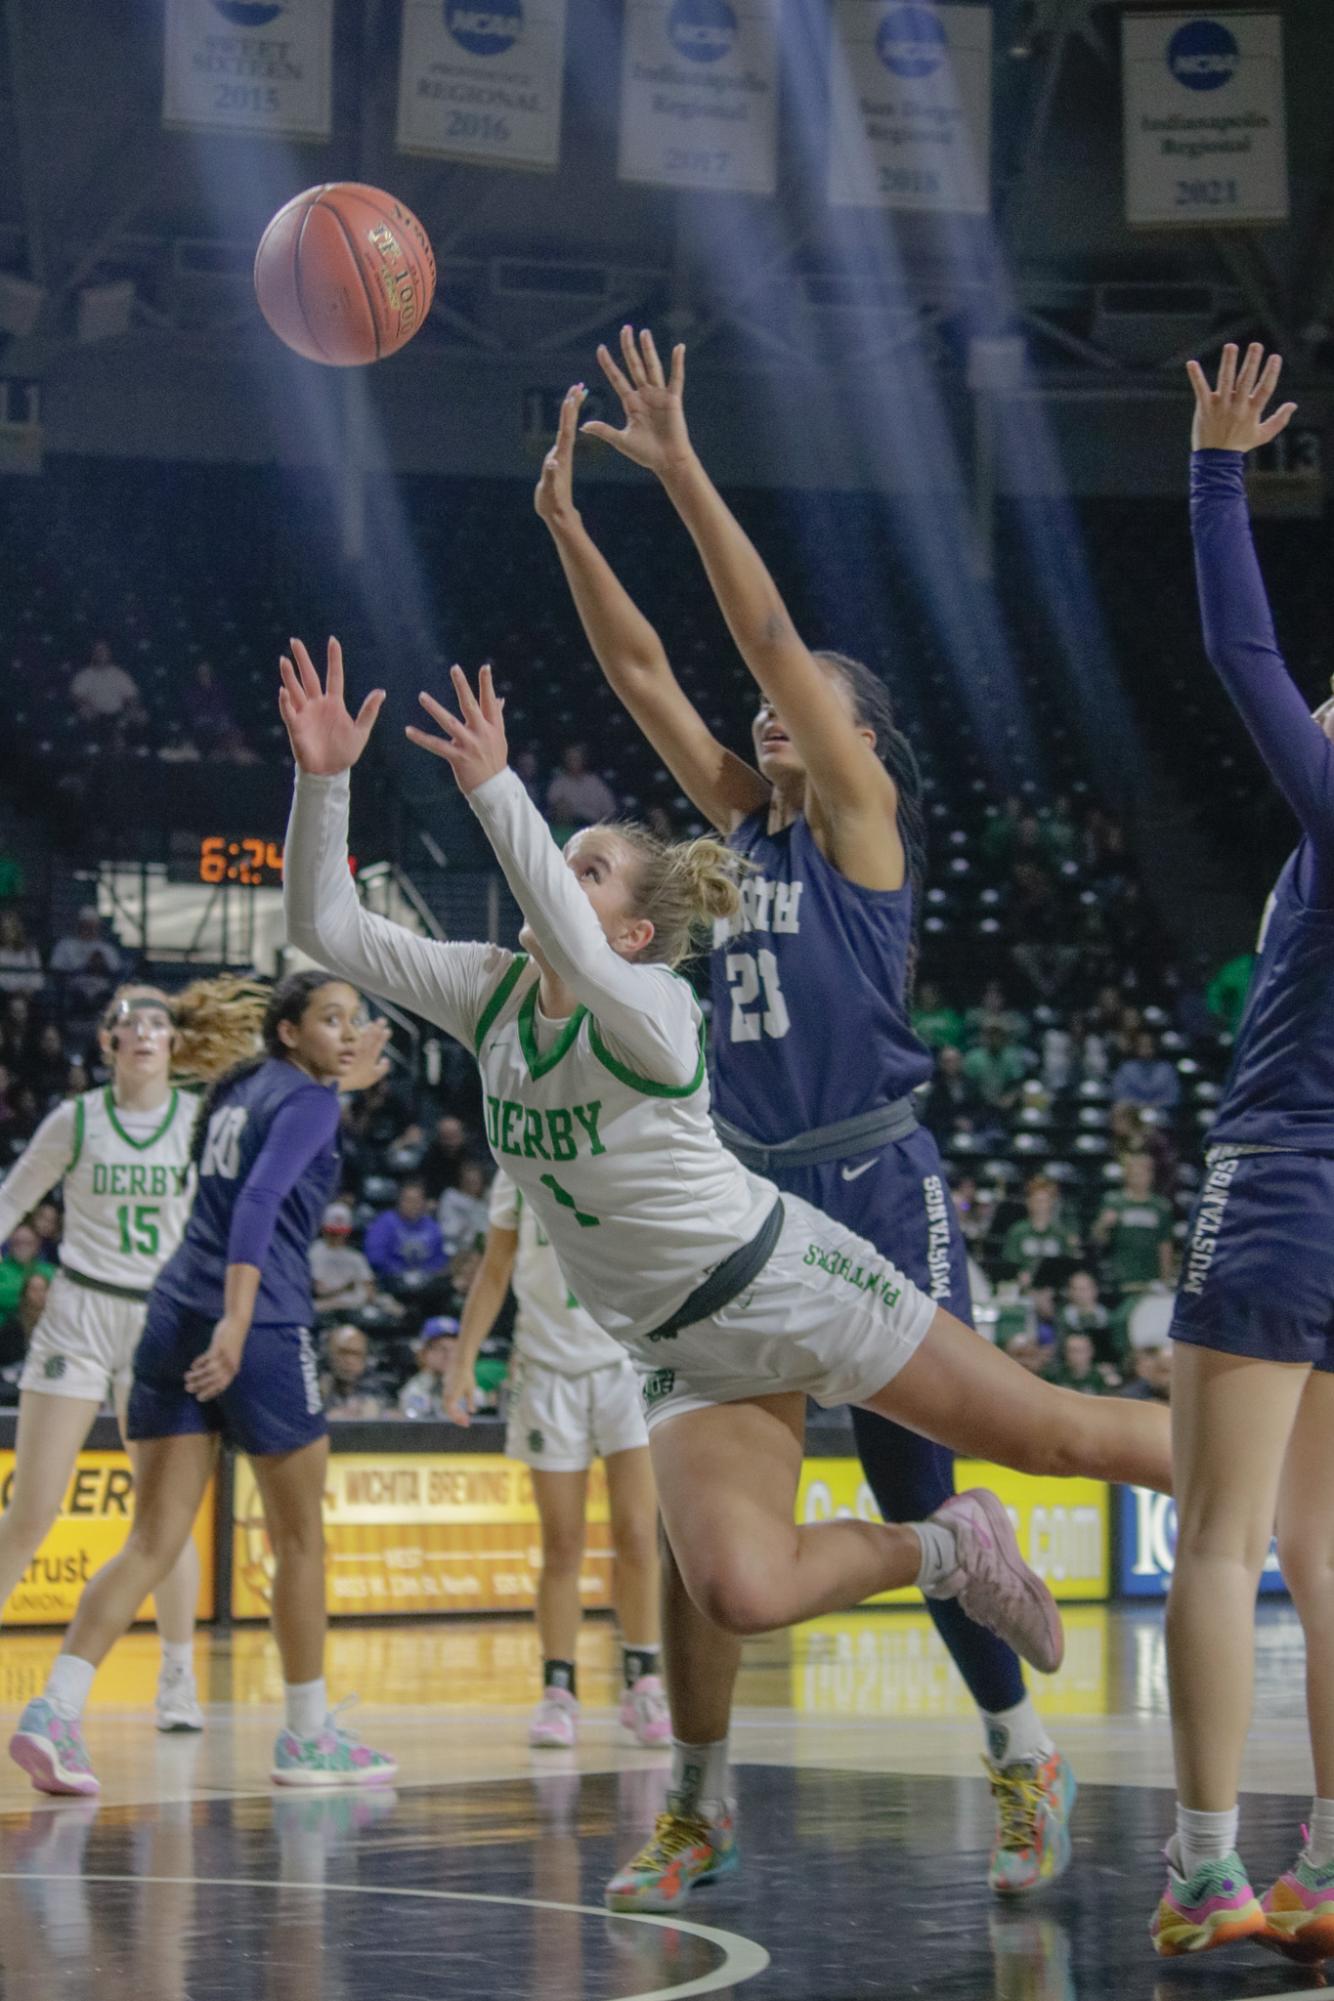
[0,1451,216,1628]
[797,1458,1110,1603]
[231,1451,614,1621]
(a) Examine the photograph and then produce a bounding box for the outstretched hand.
[279,637,386,776]
[1186,342,1297,455]
[581,325,692,478]
[405,663,509,795]
[534,383,586,527]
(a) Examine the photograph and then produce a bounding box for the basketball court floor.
[0,1602,1321,1999]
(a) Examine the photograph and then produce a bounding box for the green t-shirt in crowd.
[913,1003,965,1051]
[1099,1191,1173,1290]
[0,1256,54,1317]
[999,1221,1081,1277]
[961,1044,1028,1103]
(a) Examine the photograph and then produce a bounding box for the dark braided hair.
[189,968,349,1166]
[812,649,929,999]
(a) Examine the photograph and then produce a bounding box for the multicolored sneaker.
[1150,1844,1267,1956]
[1260,1837,1334,1962]
[604,1795,738,1913]
[619,1675,670,1748]
[930,1490,1064,1675]
[8,1698,101,1797]
[270,1700,397,1789]
[986,1750,1077,1895]
[529,1687,579,1749]
[155,1662,205,1734]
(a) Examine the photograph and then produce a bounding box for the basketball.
[253,182,437,366]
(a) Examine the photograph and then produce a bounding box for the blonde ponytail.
[169,974,269,1083]
[610,822,746,968]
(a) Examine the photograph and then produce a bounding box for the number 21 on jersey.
[725,949,790,1042]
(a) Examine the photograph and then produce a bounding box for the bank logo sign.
[1118,1486,1286,1597]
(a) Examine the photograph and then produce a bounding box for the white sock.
[160,1640,193,1674]
[912,1520,959,1597]
[285,1677,328,1738]
[44,1654,96,1721]
[983,1694,1055,1769]
[670,1738,729,1813]
[1174,1803,1239,1877]
[1306,1799,1334,1868]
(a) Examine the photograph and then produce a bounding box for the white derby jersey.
[487,1167,623,1373]
[0,1085,196,1291]
[285,766,776,1351]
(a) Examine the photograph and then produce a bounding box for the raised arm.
[535,384,768,834]
[407,666,703,1090]
[1185,345,1333,848]
[583,327,902,884]
[280,638,511,1047]
[0,1100,78,1247]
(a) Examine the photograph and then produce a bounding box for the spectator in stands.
[546,741,617,828]
[513,745,546,809]
[998,1176,1082,1285]
[1048,1329,1120,1396]
[922,1044,987,1143]
[1063,1269,1113,1356]
[399,1317,459,1419]
[964,981,1027,1045]
[70,638,142,726]
[1118,1344,1172,1404]
[438,1158,489,1259]
[30,1198,60,1263]
[1022,1279,1061,1357]
[49,906,124,1017]
[912,982,964,1051]
[320,1324,395,1420]
[1002,1330,1049,1378]
[29,1023,68,1102]
[961,1019,1029,1113]
[1091,1150,1175,1296]
[1111,1030,1181,1112]
[185,659,236,746]
[417,1113,469,1202]
[0,912,42,996]
[0,1269,47,1375]
[364,1179,446,1290]
[0,1221,54,1317]
[1206,952,1255,1035]
[310,1202,376,1321]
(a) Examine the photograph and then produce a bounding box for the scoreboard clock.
[198,836,284,886]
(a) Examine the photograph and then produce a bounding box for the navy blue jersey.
[711,809,932,1145]
[1190,452,1334,1154]
[155,1058,340,1327]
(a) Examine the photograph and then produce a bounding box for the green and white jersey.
[0,1086,196,1290]
[286,767,776,1352]
[487,1168,624,1374]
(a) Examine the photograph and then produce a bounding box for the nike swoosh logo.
[841,1161,875,1182]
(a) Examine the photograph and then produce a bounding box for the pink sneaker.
[619,1674,670,1747]
[529,1686,579,1748]
[929,1489,1064,1675]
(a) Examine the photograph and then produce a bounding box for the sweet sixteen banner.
[162,0,333,139]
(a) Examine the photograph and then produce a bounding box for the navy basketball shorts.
[1170,1148,1334,1371]
[793,1125,973,1321]
[128,1290,329,1457]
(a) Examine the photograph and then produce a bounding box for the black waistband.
[712,1095,919,1174]
[642,1198,785,1346]
[59,1263,152,1305]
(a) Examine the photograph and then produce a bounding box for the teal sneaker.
[1260,1834,1334,1962]
[987,1750,1077,1895]
[271,1700,396,1789]
[605,1794,738,1913]
[1150,1843,1266,1956]
[8,1698,100,1797]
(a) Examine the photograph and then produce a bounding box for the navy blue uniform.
[1171,452,1334,1370]
[129,1058,339,1455]
[715,807,1022,1712]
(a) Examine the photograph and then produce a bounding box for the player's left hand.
[1186,342,1297,454]
[406,664,508,795]
[186,1315,249,1402]
[582,327,692,478]
[341,1018,391,1094]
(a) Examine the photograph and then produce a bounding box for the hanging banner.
[827,2,992,215]
[1122,13,1288,226]
[162,0,334,139]
[396,0,569,172]
[617,0,781,196]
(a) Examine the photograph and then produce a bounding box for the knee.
[267,1511,325,1564]
[0,1496,58,1550]
[1274,1535,1334,1610]
[125,1516,191,1579]
[613,1515,659,1575]
[541,1524,586,1575]
[684,1554,781,1638]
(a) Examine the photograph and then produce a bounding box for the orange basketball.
[254,183,437,366]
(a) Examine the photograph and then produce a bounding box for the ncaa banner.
[617,0,781,197]
[827,2,992,215]
[1122,13,1288,226]
[396,0,569,173]
[162,0,333,140]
